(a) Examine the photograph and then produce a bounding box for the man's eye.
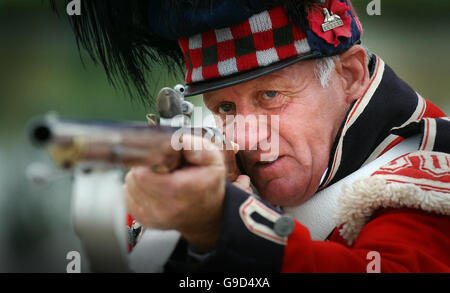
[262,91,279,100]
[218,103,235,114]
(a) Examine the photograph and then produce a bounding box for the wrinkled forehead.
[202,59,316,101]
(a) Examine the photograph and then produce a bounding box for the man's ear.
[335,45,370,104]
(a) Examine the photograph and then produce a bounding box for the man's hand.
[233,174,252,194]
[124,135,227,252]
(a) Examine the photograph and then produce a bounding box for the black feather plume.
[281,0,318,28]
[50,0,185,104]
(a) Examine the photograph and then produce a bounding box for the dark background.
[0,1,449,272]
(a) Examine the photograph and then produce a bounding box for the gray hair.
[314,56,340,88]
[314,46,372,88]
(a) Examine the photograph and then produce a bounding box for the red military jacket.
[160,57,450,273]
[281,58,450,273]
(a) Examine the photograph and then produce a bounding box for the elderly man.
[55,0,450,272]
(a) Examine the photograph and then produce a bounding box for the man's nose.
[225,112,271,152]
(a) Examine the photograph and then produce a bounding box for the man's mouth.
[254,156,285,172]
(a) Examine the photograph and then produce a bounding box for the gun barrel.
[28,116,241,181]
[29,120,53,145]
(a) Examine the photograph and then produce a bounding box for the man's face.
[203,60,352,207]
